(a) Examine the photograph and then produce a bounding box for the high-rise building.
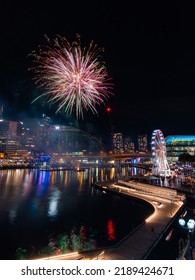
[112,132,124,153]
[35,114,52,151]
[138,134,148,152]
[0,120,23,157]
[124,136,135,153]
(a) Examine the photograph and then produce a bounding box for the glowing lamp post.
[178,218,186,227]
[179,218,195,259]
[187,219,195,231]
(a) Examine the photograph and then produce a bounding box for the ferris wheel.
[151,129,170,177]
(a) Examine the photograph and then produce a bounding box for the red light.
[107,219,115,241]
[106,107,111,112]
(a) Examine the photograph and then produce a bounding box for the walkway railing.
[117,180,185,202]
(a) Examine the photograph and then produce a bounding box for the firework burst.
[30,34,113,118]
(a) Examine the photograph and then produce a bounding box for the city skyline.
[0,1,194,138]
[0,115,149,153]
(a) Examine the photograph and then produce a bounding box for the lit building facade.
[165,135,195,162]
[0,120,23,157]
[36,114,52,146]
[124,136,135,153]
[112,132,124,153]
[21,126,36,154]
[138,134,148,152]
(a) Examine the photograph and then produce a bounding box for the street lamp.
[178,218,195,259]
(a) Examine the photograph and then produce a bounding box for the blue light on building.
[165,135,195,162]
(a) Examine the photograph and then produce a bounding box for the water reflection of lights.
[132,167,137,176]
[95,167,99,180]
[107,219,116,241]
[100,169,104,181]
[5,169,22,185]
[88,170,92,187]
[110,168,115,180]
[9,209,17,222]
[121,167,127,177]
[64,170,68,187]
[37,171,51,196]
[51,171,55,185]
[48,189,61,217]
[78,171,84,191]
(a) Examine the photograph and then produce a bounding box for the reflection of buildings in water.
[81,169,92,187]
[3,169,34,197]
[36,171,51,196]
[1,169,35,222]
[9,209,17,223]
[50,171,55,186]
[107,219,116,241]
[48,188,61,218]
[95,167,99,181]
[63,170,68,187]
[131,167,137,176]
[109,168,115,180]
[121,166,128,178]
[88,170,92,187]
[100,169,104,181]
[77,171,84,192]
[0,166,155,260]
[22,171,34,197]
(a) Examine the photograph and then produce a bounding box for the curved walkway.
[37,180,186,260]
[96,180,186,260]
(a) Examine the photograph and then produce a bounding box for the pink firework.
[30,35,113,118]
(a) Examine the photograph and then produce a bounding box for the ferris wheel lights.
[151,129,170,177]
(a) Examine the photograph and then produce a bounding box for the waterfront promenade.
[94,180,186,260]
[37,179,186,260]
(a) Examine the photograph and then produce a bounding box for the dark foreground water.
[0,167,153,260]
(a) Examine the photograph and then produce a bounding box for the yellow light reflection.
[78,172,84,192]
[64,170,68,187]
[110,168,115,180]
[100,169,104,181]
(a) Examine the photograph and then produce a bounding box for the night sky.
[0,1,194,143]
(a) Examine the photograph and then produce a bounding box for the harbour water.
[0,166,153,260]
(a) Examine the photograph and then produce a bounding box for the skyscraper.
[0,120,22,156]
[124,136,135,153]
[138,134,148,152]
[112,132,124,153]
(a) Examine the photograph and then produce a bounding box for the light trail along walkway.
[95,180,186,260]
